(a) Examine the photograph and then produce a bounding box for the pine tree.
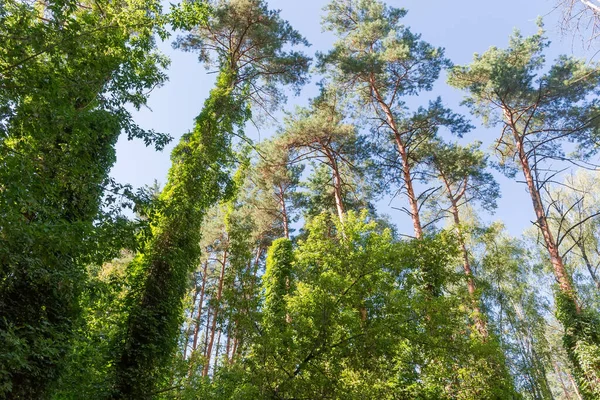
[449,25,600,398]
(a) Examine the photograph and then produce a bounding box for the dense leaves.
[2,0,600,399]
[0,0,168,397]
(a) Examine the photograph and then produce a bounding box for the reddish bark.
[277,183,290,239]
[369,74,423,238]
[505,108,579,312]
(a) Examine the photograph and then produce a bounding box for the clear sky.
[111,0,596,237]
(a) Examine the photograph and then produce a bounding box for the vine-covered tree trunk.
[111,70,245,399]
[0,0,168,396]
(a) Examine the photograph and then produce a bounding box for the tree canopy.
[2,1,600,399]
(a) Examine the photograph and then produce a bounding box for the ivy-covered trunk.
[111,70,245,399]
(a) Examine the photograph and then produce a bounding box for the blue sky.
[111,0,596,237]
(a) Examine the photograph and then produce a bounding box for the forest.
[2,0,600,398]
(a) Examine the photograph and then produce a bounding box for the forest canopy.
[1,0,600,399]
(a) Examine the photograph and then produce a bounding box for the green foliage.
[109,1,310,397]
[0,0,169,396]
[449,25,600,398]
[5,1,600,398]
[111,69,247,399]
[447,23,600,170]
[320,0,448,102]
[277,90,375,221]
[419,139,499,213]
[52,255,135,399]
[174,0,311,112]
[555,291,600,398]
[262,238,294,332]
[186,212,518,399]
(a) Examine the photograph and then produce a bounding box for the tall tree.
[250,138,304,239]
[319,0,470,238]
[0,0,169,397]
[279,91,369,223]
[110,1,309,397]
[420,140,499,336]
[448,25,600,398]
[474,223,557,399]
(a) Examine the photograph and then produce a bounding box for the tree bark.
[212,328,222,376]
[225,323,232,365]
[191,261,209,352]
[182,280,200,360]
[448,197,488,337]
[324,149,346,223]
[277,184,290,239]
[369,75,423,238]
[554,361,573,400]
[203,249,228,377]
[506,110,579,312]
[567,368,585,400]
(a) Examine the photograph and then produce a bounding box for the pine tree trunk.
[182,281,200,359]
[231,335,239,362]
[369,74,423,238]
[203,249,227,377]
[212,328,222,376]
[449,199,488,337]
[554,361,573,400]
[568,369,585,400]
[506,111,578,311]
[277,184,290,239]
[438,168,487,336]
[329,154,346,223]
[225,323,232,365]
[397,141,423,239]
[203,308,211,357]
[191,261,209,352]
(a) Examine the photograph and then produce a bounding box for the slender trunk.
[250,247,262,295]
[530,346,555,399]
[369,76,422,238]
[187,267,207,379]
[554,361,573,400]
[203,308,211,357]
[567,369,585,400]
[397,140,423,238]
[567,371,583,400]
[203,249,227,377]
[508,113,579,311]
[212,328,222,376]
[191,261,209,352]
[445,188,488,337]
[182,281,201,360]
[277,185,290,239]
[231,335,239,362]
[324,150,345,223]
[332,171,345,223]
[225,323,232,364]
